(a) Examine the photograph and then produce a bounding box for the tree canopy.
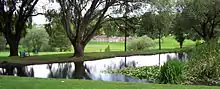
[179,0,220,42]
[0,0,40,56]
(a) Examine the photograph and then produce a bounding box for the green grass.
[0,76,218,89]
[85,41,124,52]
[0,48,191,65]
[0,36,195,57]
[154,36,195,49]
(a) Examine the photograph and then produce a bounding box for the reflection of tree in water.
[1,65,35,77]
[47,63,73,78]
[46,62,91,79]
[72,61,91,79]
[106,58,137,70]
[25,67,34,77]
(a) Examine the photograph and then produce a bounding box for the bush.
[105,66,160,80]
[187,41,220,81]
[41,44,57,52]
[158,59,185,84]
[21,26,49,52]
[127,35,155,51]
[104,45,111,52]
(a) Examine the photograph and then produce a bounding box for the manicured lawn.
[154,36,195,49]
[0,36,195,57]
[86,42,124,52]
[0,76,218,89]
[0,48,190,65]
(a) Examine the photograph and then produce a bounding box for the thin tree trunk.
[180,41,183,48]
[158,29,161,66]
[158,30,161,50]
[73,43,85,57]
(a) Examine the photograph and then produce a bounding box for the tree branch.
[30,13,44,16]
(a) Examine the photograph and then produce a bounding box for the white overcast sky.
[32,0,60,24]
[32,0,150,24]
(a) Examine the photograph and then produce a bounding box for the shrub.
[158,59,185,84]
[127,35,155,51]
[105,66,160,80]
[21,27,49,51]
[105,45,111,52]
[41,44,57,52]
[187,41,220,81]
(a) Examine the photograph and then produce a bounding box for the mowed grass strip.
[0,48,191,65]
[0,76,218,89]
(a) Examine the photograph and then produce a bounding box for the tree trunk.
[73,43,85,57]
[158,29,162,50]
[9,42,19,56]
[6,36,20,57]
[158,29,161,66]
[180,41,183,48]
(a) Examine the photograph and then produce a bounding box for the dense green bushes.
[105,66,160,80]
[187,42,220,81]
[158,60,185,84]
[105,60,185,84]
[21,27,49,52]
[127,35,155,51]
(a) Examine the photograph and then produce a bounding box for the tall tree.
[56,0,144,57]
[139,11,173,49]
[180,0,220,42]
[0,0,40,56]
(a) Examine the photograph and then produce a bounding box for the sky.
[32,0,60,24]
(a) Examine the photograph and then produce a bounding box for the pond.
[0,53,187,83]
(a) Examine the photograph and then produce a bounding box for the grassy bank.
[0,48,190,65]
[0,76,218,89]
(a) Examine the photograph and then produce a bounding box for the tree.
[138,0,175,50]
[139,11,173,50]
[45,10,72,52]
[171,13,186,48]
[179,0,220,42]
[0,0,40,56]
[21,26,49,52]
[56,0,144,57]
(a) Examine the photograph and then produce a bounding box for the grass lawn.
[0,36,195,57]
[0,48,190,65]
[0,76,218,89]
[154,36,195,49]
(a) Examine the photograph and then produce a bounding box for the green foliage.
[158,59,185,84]
[104,45,111,52]
[21,26,49,51]
[0,34,6,51]
[179,0,220,41]
[127,35,156,51]
[187,41,220,81]
[105,66,160,80]
[45,11,72,52]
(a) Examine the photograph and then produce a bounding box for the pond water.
[0,53,187,83]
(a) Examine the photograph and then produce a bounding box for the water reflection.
[0,53,187,83]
